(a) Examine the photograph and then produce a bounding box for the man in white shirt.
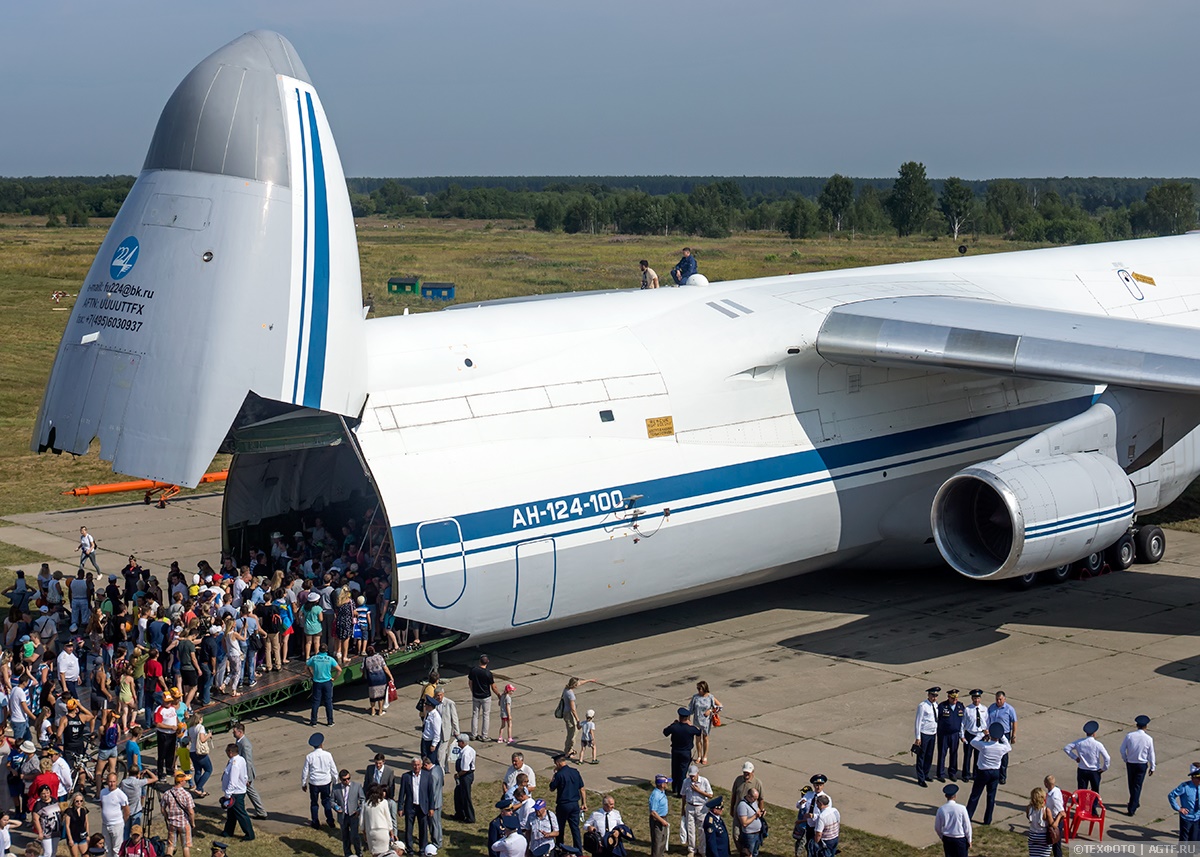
[965,723,1011,825]
[301,732,339,829]
[100,771,130,857]
[57,640,82,699]
[1120,714,1155,816]
[504,753,536,791]
[798,774,830,853]
[1063,720,1110,792]
[220,742,255,841]
[914,687,940,787]
[9,675,32,743]
[421,697,443,763]
[585,794,625,852]
[933,783,970,857]
[812,794,840,855]
[681,764,713,856]
[960,690,988,780]
[454,735,477,824]
[48,747,73,800]
[1044,775,1066,857]
[514,787,536,830]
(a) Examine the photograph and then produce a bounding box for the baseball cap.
[742,761,755,773]
[655,775,671,785]
[585,709,595,718]
[534,799,546,810]
[130,824,143,834]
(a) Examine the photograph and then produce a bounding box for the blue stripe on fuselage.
[302,92,330,409]
[291,89,310,405]
[390,394,1096,562]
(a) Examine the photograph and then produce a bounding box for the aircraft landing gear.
[1016,525,1161,590]
[1134,525,1165,564]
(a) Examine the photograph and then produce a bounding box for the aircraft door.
[417,519,467,609]
[513,538,557,626]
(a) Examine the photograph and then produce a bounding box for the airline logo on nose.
[110,237,140,280]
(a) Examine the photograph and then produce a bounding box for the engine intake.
[931,452,1134,580]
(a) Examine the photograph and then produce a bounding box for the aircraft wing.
[815,295,1200,394]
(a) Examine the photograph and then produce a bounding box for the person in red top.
[28,757,60,812]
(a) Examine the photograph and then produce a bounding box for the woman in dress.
[362,784,395,856]
[1026,787,1053,857]
[363,647,394,717]
[689,680,722,766]
[334,588,355,664]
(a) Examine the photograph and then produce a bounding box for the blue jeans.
[740,830,762,857]
[199,665,213,705]
[193,754,213,791]
[71,598,90,629]
[124,810,143,841]
[311,680,334,724]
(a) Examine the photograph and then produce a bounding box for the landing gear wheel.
[1011,571,1040,590]
[1106,534,1135,571]
[1134,525,1165,564]
[1043,564,1073,584]
[1077,551,1105,576]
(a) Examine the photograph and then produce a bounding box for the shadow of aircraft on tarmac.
[440,562,1200,682]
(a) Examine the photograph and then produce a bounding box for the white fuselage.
[352,236,1200,643]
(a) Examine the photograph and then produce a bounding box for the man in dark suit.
[332,768,366,857]
[422,755,445,848]
[364,752,397,822]
[398,756,428,852]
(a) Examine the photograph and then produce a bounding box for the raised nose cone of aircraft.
[142,30,310,187]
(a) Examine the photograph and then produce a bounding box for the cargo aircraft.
[33,31,1200,643]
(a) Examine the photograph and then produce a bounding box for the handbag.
[387,681,398,703]
[712,710,722,728]
[553,696,566,719]
[1045,808,1060,844]
[760,816,769,840]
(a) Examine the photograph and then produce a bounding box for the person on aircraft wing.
[670,248,697,285]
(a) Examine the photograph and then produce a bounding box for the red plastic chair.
[1069,789,1106,841]
[1059,790,1075,844]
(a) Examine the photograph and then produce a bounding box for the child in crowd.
[499,683,515,744]
[581,709,598,763]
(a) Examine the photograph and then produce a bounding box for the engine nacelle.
[931,452,1134,580]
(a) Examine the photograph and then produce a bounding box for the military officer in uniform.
[936,689,966,782]
[914,687,940,787]
[960,690,987,780]
[798,774,829,857]
[1119,715,1154,816]
[1063,720,1110,792]
[703,796,730,857]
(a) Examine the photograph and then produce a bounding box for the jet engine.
[931,452,1135,580]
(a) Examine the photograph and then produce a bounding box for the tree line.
[2,172,1197,244]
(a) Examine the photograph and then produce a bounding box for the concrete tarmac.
[3,494,1198,846]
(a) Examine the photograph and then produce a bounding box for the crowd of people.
[0,511,448,857]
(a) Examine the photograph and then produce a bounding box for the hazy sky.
[4,1,1198,179]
